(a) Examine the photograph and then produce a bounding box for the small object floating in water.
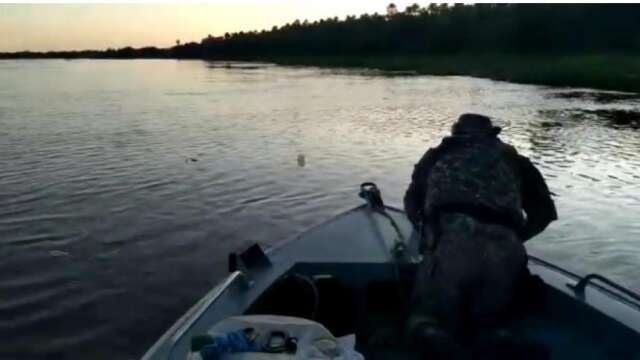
[297,154,306,167]
[95,249,120,261]
[50,250,70,257]
[185,157,199,163]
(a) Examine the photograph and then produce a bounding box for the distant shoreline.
[264,54,640,94]
[4,4,640,93]
[3,53,637,94]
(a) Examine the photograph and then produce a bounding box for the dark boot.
[472,329,550,360]
[407,320,464,360]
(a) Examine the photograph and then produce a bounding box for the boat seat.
[188,315,363,359]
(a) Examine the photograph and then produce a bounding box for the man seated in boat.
[403,113,557,357]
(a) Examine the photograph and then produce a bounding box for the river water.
[1,59,639,359]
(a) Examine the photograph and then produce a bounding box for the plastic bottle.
[199,329,260,360]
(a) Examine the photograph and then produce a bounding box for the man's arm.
[519,156,558,242]
[404,147,439,227]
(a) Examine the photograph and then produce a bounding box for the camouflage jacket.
[404,134,557,242]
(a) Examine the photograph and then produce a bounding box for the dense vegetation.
[1,47,169,59]
[3,4,640,91]
[198,3,640,57]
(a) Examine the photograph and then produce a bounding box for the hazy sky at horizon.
[0,1,422,52]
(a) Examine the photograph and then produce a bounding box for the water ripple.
[1,60,640,359]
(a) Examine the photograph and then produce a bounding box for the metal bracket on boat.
[567,273,640,304]
[359,182,413,262]
[391,241,409,260]
[237,271,254,290]
[229,243,272,273]
[359,182,385,209]
[227,259,254,289]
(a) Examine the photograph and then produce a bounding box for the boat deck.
[248,269,639,359]
[142,203,640,360]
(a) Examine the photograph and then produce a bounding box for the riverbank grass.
[267,54,640,93]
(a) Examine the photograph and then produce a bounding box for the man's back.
[404,114,557,241]
[423,135,525,229]
[404,114,558,354]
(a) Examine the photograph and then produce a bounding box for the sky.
[0,1,424,52]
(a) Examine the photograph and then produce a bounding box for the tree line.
[2,4,640,59]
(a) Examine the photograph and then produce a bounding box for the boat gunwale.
[529,255,640,311]
[141,271,245,360]
[141,203,402,359]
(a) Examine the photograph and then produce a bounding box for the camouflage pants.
[410,213,527,337]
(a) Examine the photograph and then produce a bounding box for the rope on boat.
[359,182,408,259]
